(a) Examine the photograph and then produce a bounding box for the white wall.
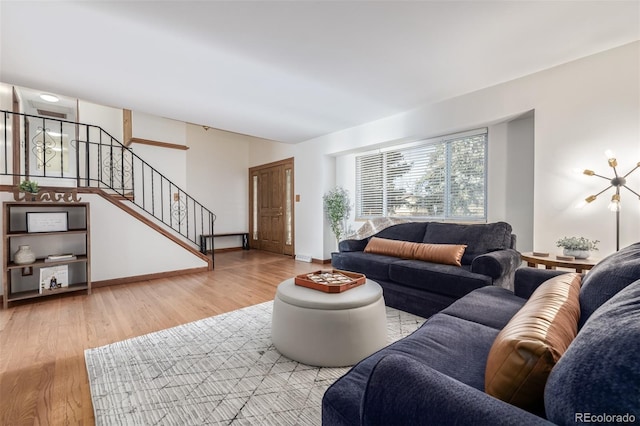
[131,111,187,188]
[78,100,123,142]
[293,141,335,260]
[504,113,535,252]
[530,43,640,256]
[0,82,12,110]
[185,125,295,249]
[294,42,640,260]
[186,125,250,249]
[87,194,206,280]
[248,137,296,168]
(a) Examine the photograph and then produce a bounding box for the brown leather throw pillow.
[364,237,417,259]
[485,272,582,414]
[364,238,466,266]
[413,243,466,267]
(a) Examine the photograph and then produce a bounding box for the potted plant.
[556,236,599,259]
[323,186,352,244]
[19,179,40,200]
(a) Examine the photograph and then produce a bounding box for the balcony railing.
[1,110,216,251]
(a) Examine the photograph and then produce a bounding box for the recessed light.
[39,94,59,103]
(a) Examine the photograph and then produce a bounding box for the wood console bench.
[200,233,249,254]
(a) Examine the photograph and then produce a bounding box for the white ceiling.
[1,1,638,143]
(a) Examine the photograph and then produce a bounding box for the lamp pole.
[616,209,620,251]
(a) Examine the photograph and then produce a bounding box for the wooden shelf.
[7,229,87,237]
[7,255,88,270]
[3,202,91,309]
[6,283,89,303]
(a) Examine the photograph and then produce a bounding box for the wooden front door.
[249,158,294,256]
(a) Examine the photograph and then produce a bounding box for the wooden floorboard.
[0,251,320,426]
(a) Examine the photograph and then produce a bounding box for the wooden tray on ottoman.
[294,269,366,293]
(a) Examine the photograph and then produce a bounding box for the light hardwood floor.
[0,250,321,426]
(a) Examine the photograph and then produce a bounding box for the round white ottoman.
[271,278,387,367]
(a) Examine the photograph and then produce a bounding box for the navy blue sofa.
[332,221,521,318]
[323,242,640,425]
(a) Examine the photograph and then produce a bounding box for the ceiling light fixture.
[39,94,59,103]
[577,150,640,251]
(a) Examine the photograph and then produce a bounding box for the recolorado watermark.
[575,413,636,423]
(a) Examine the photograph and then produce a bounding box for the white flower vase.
[14,245,36,265]
[563,249,590,259]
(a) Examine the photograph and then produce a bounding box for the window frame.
[355,129,488,222]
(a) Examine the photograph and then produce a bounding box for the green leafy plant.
[556,236,599,251]
[19,180,39,194]
[323,186,352,243]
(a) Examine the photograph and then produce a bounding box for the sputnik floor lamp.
[579,151,640,251]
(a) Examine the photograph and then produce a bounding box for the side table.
[520,252,598,273]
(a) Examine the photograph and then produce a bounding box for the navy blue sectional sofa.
[331,221,521,318]
[322,242,640,425]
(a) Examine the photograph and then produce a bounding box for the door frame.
[249,157,295,256]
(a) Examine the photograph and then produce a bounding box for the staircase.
[0,110,216,268]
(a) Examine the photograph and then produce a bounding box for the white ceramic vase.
[563,248,590,259]
[14,245,36,265]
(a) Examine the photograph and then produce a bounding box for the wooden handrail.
[129,137,189,150]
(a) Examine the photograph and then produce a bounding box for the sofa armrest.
[338,238,368,252]
[361,354,553,426]
[471,249,521,290]
[514,267,570,299]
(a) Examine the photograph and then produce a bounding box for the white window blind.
[356,130,487,220]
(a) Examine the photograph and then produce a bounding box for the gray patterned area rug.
[85,301,425,425]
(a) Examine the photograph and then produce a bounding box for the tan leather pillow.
[364,238,466,266]
[364,237,417,259]
[485,273,582,414]
[413,243,466,267]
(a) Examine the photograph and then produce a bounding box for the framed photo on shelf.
[27,212,69,233]
[39,265,69,294]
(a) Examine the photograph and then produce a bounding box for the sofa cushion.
[485,273,582,415]
[423,221,512,265]
[359,354,553,426]
[545,278,640,424]
[364,237,417,259]
[331,251,397,281]
[372,221,429,243]
[389,260,492,299]
[322,313,500,424]
[578,242,640,327]
[441,285,526,330]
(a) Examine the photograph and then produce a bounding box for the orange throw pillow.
[364,237,417,259]
[364,238,466,266]
[485,273,582,414]
[413,243,466,267]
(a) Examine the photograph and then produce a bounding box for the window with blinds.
[355,130,487,221]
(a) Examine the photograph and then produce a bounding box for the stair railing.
[1,110,216,252]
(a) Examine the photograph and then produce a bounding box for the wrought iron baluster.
[59,120,64,177]
[3,112,7,174]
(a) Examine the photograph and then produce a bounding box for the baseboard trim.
[312,258,332,264]
[92,266,209,288]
